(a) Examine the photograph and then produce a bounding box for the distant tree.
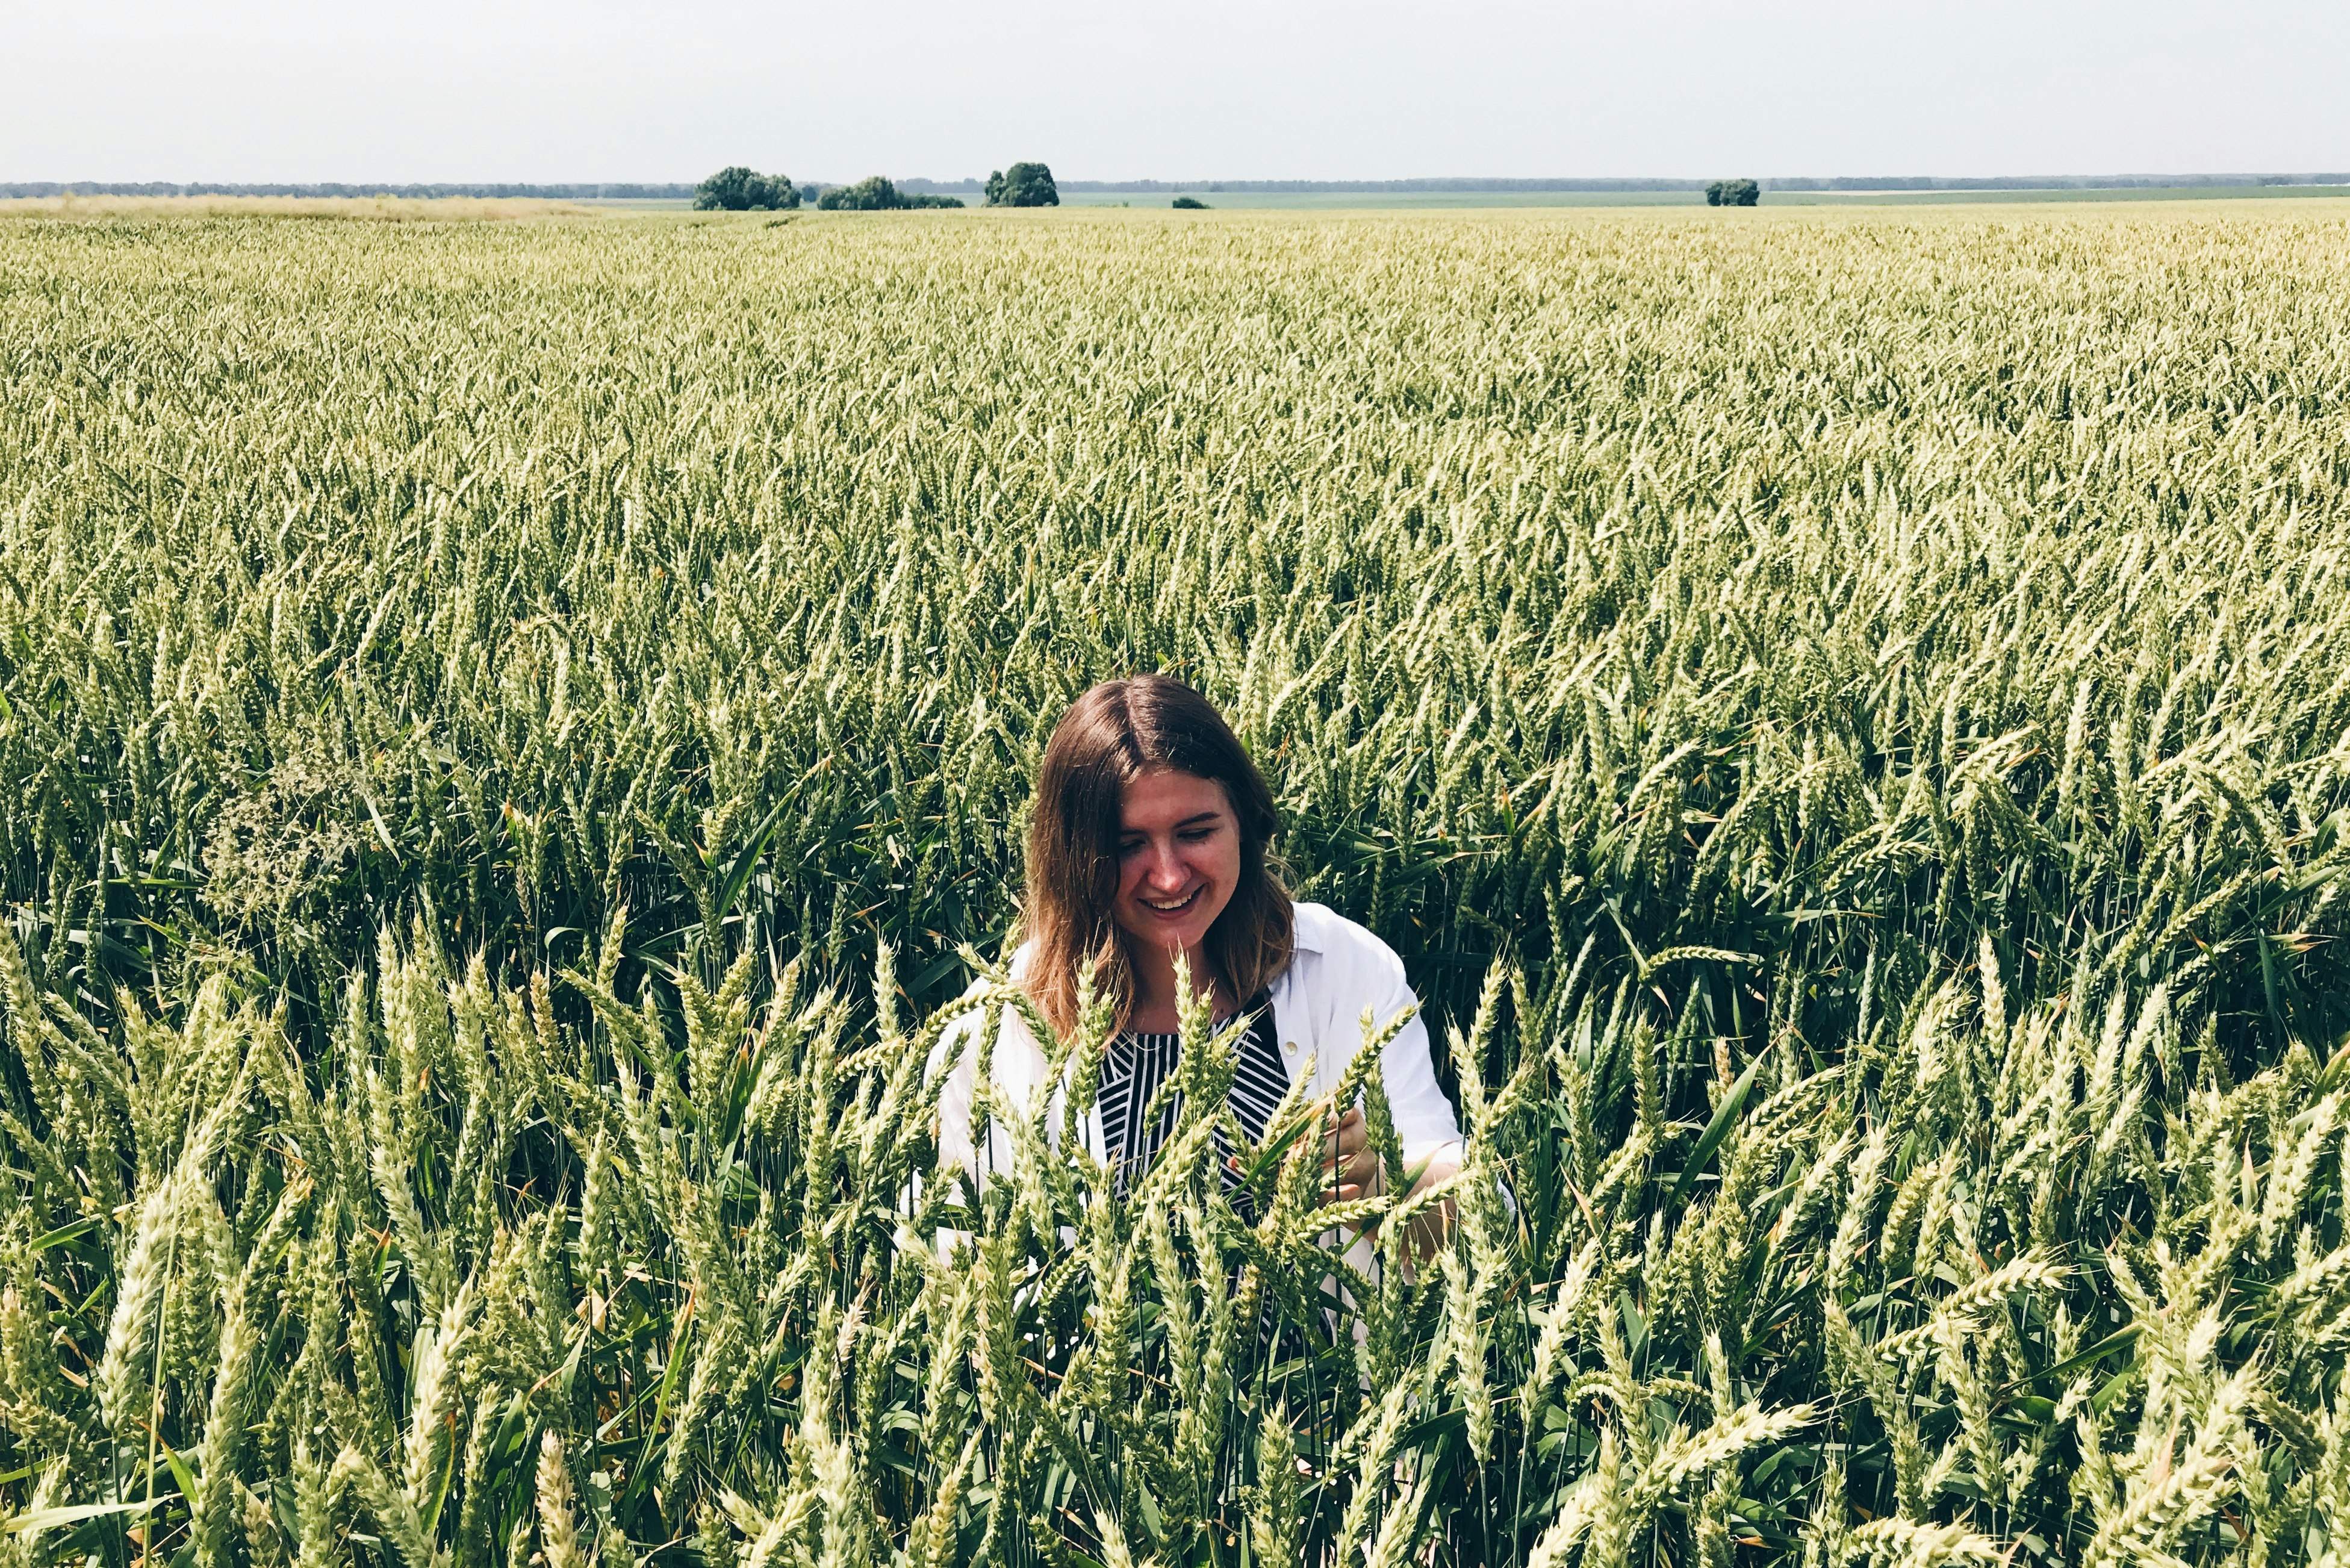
[1170,195,1208,210]
[818,176,901,210]
[1705,181,1724,207]
[984,163,1060,207]
[1706,178,1759,207]
[799,182,821,206]
[693,167,798,211]
[815,177,965,211]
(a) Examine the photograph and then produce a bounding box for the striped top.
[1098,1007,1291,1219]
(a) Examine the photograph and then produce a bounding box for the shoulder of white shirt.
[989,898,1388,988]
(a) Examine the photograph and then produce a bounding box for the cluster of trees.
[984,163,1058,207]
[692,167,803,211]
[1170,194,1208,209]
[1705,178,1761,207]
[692,163,1057,213]
[817,176,964,210]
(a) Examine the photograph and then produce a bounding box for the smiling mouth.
[1139,887,1203,914]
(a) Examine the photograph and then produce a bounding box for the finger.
[1323,1122,1362,1163]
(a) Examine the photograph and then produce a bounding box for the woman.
[935,675,1462,1239]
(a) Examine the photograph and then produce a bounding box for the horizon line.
[8,172,2350,198]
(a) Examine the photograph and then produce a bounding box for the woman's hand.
[1323,1107,1456,1263]
[1397,1156,1459,1265]
[1323,1107,1381,1202]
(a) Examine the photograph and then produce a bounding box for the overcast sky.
[5,0,2345,184]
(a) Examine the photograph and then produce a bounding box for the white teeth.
[1142,889,1199,912]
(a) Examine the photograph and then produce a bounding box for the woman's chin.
[1136,918,1210,950]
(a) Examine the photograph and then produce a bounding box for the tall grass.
[0,208,2346,1562]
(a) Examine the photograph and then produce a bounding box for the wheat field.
[0,207,2347,1565]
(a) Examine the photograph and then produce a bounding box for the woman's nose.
[1143,844,1187,888]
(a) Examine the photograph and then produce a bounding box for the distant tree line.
[1016,173,2350,195]
[1705,179,1760,207]
[817,177,965,210]
[1764,173,2350,191]
[0,182,695,199]
[1057,178,1723,193]
[25,169,2336,207]
[686,164,1054,213]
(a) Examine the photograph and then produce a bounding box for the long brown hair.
[1022,676,1293,1036]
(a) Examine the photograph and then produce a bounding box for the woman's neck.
[1126,941,1230,1034]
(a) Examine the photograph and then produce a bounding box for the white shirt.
[934,900,1466,1187]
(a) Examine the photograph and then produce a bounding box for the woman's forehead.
[1120,768,1230,826]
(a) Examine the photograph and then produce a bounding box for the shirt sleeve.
[1358,934,1466,1174]
[928,986,1063,1188]
[931,1007,981,1179]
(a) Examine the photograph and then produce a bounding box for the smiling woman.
[1023,677,1290,1040]
[935,676,1464,1230]
[1112,767,1240,977]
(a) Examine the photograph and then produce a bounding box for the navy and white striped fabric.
[1098,1007,1290,1218]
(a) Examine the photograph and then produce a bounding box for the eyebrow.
[1121,812,1225,834]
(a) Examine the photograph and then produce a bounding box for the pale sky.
[5,0,2345,184]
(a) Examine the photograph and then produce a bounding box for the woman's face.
[1111,768,1242,961]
